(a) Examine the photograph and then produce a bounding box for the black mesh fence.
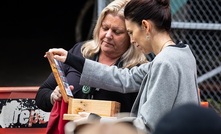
[171,0,221,114]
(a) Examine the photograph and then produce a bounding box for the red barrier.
[0,86,39,99]
[0,128,47,134]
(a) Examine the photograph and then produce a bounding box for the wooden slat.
[63,113,117,121]
[63,113,81,120]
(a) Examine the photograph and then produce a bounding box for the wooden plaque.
[45,52,73,103]
[45,52,121,120]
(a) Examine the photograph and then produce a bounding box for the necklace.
[108,60,117,66]
[99,57,119,66]
[159,39,173,52]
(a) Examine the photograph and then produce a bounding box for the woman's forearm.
[65,52,85,73]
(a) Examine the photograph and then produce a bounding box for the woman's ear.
[142,20,151,33]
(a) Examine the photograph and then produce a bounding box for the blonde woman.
[36,0,147,113]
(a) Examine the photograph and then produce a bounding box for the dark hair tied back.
[156,0,170,7]
[124,0,172,32]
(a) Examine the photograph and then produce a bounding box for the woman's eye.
[102,27,109,31]
[114,30,122,35]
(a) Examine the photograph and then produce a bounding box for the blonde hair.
[81,0,147,68]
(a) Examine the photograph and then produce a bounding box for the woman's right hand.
[47,48,68,63]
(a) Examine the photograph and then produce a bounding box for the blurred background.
[0,0,221,113]
[0,0,109,86]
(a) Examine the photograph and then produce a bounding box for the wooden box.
[63,98,120,120]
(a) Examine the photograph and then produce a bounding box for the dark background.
[0,1,95,86]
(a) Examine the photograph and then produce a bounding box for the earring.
[146,35,150,40]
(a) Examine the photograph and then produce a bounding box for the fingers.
[48,48,66,56]
[51,86,62,103]
[45,48,67,63]
[54,94,62,101]
[53,55,66,63]
[54,93,62,101]
[48,48,63,54]
[69,85,74,90]
[44,53,47,58]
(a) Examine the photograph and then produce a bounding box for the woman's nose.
[130,37,135,44]
[105,29,113,39]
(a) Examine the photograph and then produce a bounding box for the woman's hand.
[50,86,62,104]
[46,48,68,63]
[50,85,74,105]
